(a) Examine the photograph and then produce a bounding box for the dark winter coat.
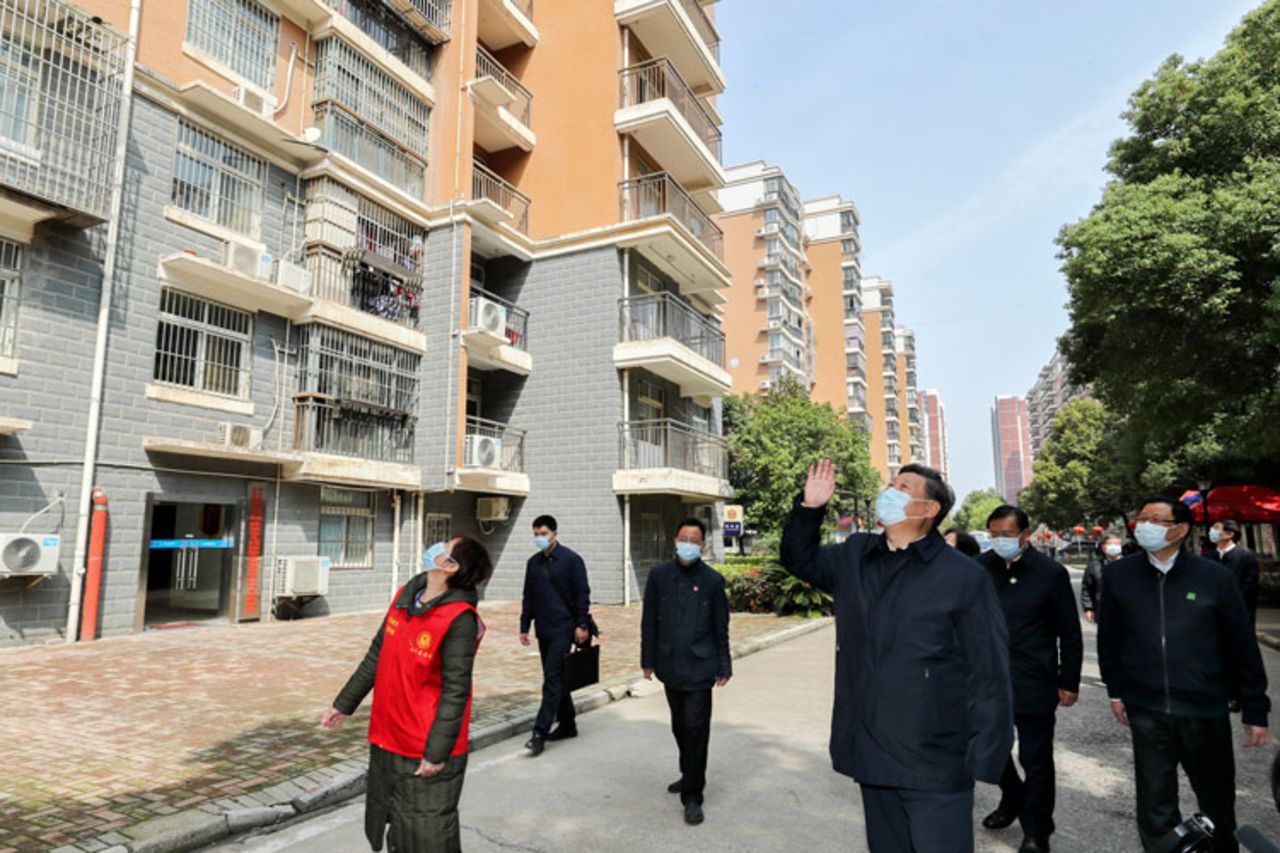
[640,558,732,691]
[520,543,590,639]
[1080,559,1107,614]
[1216,544,1261,623]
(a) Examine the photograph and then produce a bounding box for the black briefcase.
[564,641,600,692]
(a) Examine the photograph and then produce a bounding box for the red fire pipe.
[79,487,108,642]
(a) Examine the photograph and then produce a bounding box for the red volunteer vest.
[367,591,485,760]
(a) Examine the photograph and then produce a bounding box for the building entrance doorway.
[143,502,236,627]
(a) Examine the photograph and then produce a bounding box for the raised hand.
[803,459,837,508]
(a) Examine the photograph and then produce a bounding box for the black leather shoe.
[667,779,683,794]
[546,726,578,741]
[683,801,704,825]
[1017,836,1050,853]
[982,806,1018,830]
[524,734,545,756]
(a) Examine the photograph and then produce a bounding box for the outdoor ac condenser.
[465,434,502,468]
[275,556,331,598]
[473,296,508,337]
[0,533,60,577]
[223,240,273,280]
[476,497,510,523]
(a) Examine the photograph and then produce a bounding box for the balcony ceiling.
[615,101,724,199]
[614,0,726,96]
[478,0,539,49]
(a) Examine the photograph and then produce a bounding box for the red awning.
[1179,485,1280,523]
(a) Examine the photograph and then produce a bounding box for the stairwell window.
[0,240,21,357]
[153,289,253,399]
[171,121,267,238]
[186,0,279,91]
[320,487,375,568]
[425,513,451,547]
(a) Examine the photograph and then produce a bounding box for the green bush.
[723,563,832,618]
[725,567,782,613]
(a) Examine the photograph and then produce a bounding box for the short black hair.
[898,463,954,531]
[945,529,981,558]
[675,517,706,539]
[1220,519,1242,540]
[1141,496,1194,527]
[532,515,557,532]
[987,504,1031,532]
[448,534,494,590]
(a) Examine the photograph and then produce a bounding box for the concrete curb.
[55,616,833,853]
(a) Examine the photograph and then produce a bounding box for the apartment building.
[0,0,732,645]
[1026,349,1086,456]
[896,327,923,467]
[922,388,950,481]
[992,395,1034,502]
[802,194,861,416]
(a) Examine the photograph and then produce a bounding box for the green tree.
[1020,398,1115,528]
[952,488,1007,533]
[1057,2,1280,489]
[723,377,878,539]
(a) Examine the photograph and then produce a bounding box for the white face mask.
[1103,543,1123,558]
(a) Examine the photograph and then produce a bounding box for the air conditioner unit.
[759,353,771,362]
[767,318,782,329]
[233,86,276,119]
[217,421,264,450]
[464,434,502,468]
[756,223,779,237]
[223,240,273,280]
[276,555,330,597]
[759,380,771,389]
[0,533,60,577]
[476,497,510,522]
[473,296,508,338]
[273,260,312,294]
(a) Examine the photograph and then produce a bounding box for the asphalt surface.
[211,570,1280,852]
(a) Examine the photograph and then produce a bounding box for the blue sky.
[715,0,1260,502]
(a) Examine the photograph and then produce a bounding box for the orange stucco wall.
[862,309,889,483]
[896,351,912,466]
[806,240,849,415]
[719,208,768,396]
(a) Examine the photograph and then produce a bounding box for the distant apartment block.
[991,395,1034,501]
[802,195,861,416]
[1027,349,1087,456]
[922,389,949,481]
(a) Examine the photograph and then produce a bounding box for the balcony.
[616,59,723,198]
[618,172,728,300]
[478,0,538,49]
[313,104,425,199]
[0,0,128,233]
[464,287,532,375]
[292,397,421,488]
[613,419,732,500]
[471,160,530,234]
[456,416,530,496]
[471,46,535,153]
[384,0,452,43]
[615,292,729,402]
[614,0,724,96]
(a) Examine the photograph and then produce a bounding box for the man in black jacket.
[978,506,1083,853]
[1080,533,1124,623]
[1098,497,1270,853]
[520,514,591,755]
[1212,519,1261,626]
[781,460,1013,853]
[641,517,731,827]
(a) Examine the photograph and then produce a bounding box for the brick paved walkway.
[0,603,804,852]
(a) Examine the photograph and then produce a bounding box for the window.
[186,0,280,91]
[153,289,253,398]
[320,488,375,568]
[425,513,451,547]
[0,43,39,156]
[0,239,21,357]
[172,121,267,237]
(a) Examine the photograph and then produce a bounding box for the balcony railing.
[472,160,530,233]
[330,0,435,79]
[476,45,532,126]
[619,172,723,260]
[469,286,529,351]
[464,416,526,472]
[314,38,430,159]
[676,0,720,61]
[619,291,723,366]
[294,398,416,463]
[0,0,129,223]
[619,419,726,479]
[314,104,425,197]
[619,58,721,161]
[385,0,452,41]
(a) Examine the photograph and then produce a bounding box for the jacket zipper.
[1158,572,1171,713]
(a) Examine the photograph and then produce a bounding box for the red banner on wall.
[242,484,266,620]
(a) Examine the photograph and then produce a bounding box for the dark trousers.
[366,746,468,853]
[1129,709,1237,853]
[859,784,974,853]
[534,634,576,737]
[995,711,1057,838]
[664,685,712,805]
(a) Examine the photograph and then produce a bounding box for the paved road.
[213,572,1280,852]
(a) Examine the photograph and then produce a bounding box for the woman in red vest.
[322,535,494,852]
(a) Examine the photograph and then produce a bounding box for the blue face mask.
[875,488,917,527]
[1208,528,1222,544]
[422,541,447,571]
[675,542,703,564]
[1134,522,1173,553]
[991,536,1024,561]
[534,535,552,552]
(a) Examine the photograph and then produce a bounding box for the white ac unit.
[464,434,502,468]
[756,223,779,237]
[476,497,510,522]
[473,296,508,338]
[217,421,263,450]
[759,353,771,362]
[223,240,273,280]
[0,533,60,577]
[233,86,277,119]
[276,555,330,597]
[273,260,312,294]
[759,380,771,389]
[767,318,782,329]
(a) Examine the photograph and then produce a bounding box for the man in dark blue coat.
[781,461,1013,853]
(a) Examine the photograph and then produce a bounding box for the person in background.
[945,528,983,558]
[322,537,494,853]
[1211,519,1260,626]
[1081,533,1124,623]
[641,517,732,826]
